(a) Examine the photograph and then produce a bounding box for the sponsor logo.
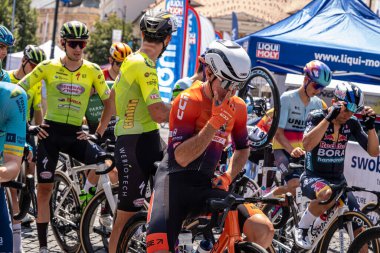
[58,104,80,111]
[76,72,81,80]
[167,0,184,15]
[312,181,327,193]
[287,118,305,129]
[82,74,87,79]
[150,93,160,100]
[123,99,139,129]
[212,135,226,145]
[10,87,23,98]
[57,83,85,95]
[351,156,380,173]
[6,133,16,143]
[256,42,280,60]
[133,198,145,207]
[40,171,53,179]
[337,135,347,142]
[144,72,150,77]
[317,148,345,157]
[177,92,189,120]
[324,134,335,142]
[66,97,81,105]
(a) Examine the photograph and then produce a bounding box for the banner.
[157,0,189,102]
[231,12,239,41]
[186,7,201,77]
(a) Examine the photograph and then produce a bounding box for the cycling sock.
[37,222,48,248]
[12,223,22,253]
[298,207,317,229]
[84,180,96,193]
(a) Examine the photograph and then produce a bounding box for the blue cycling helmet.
[303,60,332,87]
[333,82,364,113]
[0,25,15,46]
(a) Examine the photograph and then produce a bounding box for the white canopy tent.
[5,40,66,70]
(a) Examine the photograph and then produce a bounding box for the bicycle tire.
[347,226,380,253]
[117,211,148,253]
[238,66,280,150]
[262,203,290,230]
[235,241,268,253]
[50,170,81,253]
[319,211,376,252]
[80,185,118,253]
[362,202,380,226]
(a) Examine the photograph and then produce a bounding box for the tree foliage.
[0,0,38,52]
[86,13,134,65]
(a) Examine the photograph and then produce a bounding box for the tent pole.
[50,0,59,59]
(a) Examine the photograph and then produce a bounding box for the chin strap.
[304,79,311,98]
[209,76,217,99]
[157,41,167,59]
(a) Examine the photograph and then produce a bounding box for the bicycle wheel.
[319,211,376,252]
[50,170,81,253]
[116,211,148,253]
[362,202,380,226]
[347,226,380,253]
[235,241,268,253]
[238,66,280,150]
[80,185,118,253]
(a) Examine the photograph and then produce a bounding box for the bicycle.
[347,225,380,253]
[116,169,285,253]
[50,149,116,253]
[270,181,379,252]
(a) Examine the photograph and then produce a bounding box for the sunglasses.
[216,76,244,91]
[114,60,122,66]
[67,40,87,49]
[310,81,326,91]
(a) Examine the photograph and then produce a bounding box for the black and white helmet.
[140,9,177,41]
[333,82,364,113]
[205,40,251,90]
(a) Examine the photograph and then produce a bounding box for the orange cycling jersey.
[168,81,249,176]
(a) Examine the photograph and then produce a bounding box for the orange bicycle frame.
[210,210,241,253]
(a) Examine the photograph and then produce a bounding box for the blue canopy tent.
[236,0,380,85]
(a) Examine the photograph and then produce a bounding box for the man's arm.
[303,118,329,151]
[96,89,116,136]
[367,128,380,157]
[147,102,171,123]
[226,148,250,179]
[0,154,23,182]
[274,128,296,154]
[174,123,217,167]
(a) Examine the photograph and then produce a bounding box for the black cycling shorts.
[274,149,303,182]
[146,168,263,252]
[115,130,164,212]
[36,120,105,183]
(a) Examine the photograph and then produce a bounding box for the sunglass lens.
[68,41,86,49]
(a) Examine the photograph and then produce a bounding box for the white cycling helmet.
[205,40,251,90]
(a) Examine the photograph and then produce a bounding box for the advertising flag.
[186,6,201,77]
[157,0,189,102]
[232,11,239,41]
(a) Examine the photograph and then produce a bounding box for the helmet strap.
[157,41,167,59]
[21,60,29,75]
[208,75,217,99]
[303,78,312,98]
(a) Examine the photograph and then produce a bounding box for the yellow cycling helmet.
[109,42,132,62]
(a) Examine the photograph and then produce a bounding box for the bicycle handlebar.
[95,153,116,175]
[1,180,24,189]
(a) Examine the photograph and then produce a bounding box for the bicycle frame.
[210,210,242,253]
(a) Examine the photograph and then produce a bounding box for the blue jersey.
[273,89,326,150]
[0,81,27,252]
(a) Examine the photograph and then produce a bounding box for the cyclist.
[17,20,111,253]
[294,82,379,249]
[0,25,15,82]
[146,40,274,252]
[0,82,27,253]
[106,9,176,253]
[8,44,46,252]
[270,60,331,197]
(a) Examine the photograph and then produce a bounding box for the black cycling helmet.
[24,45,46,65]
[140,9,177,41]
[60,20,89,40]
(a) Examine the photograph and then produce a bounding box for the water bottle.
[196,239,213,253]
[177,231,193,252]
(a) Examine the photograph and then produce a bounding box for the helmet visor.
[344,102,362,113]
[216,76,245,91]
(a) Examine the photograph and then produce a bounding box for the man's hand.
[28,124,49,140]
[290,147,305,158]
[325,103,342,122]
[212,173,232,191]
[362,106,376,130]
[209,91,235,130]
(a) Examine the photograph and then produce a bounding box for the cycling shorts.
[36,120,105,183]
[0,188,12,252]
[115,130,164,212]
[274,149,303,182]
[146,168,263,252]
[300,173,360,212]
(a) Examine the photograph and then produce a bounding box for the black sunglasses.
[67,40,87,49]
[114,60,122,66]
